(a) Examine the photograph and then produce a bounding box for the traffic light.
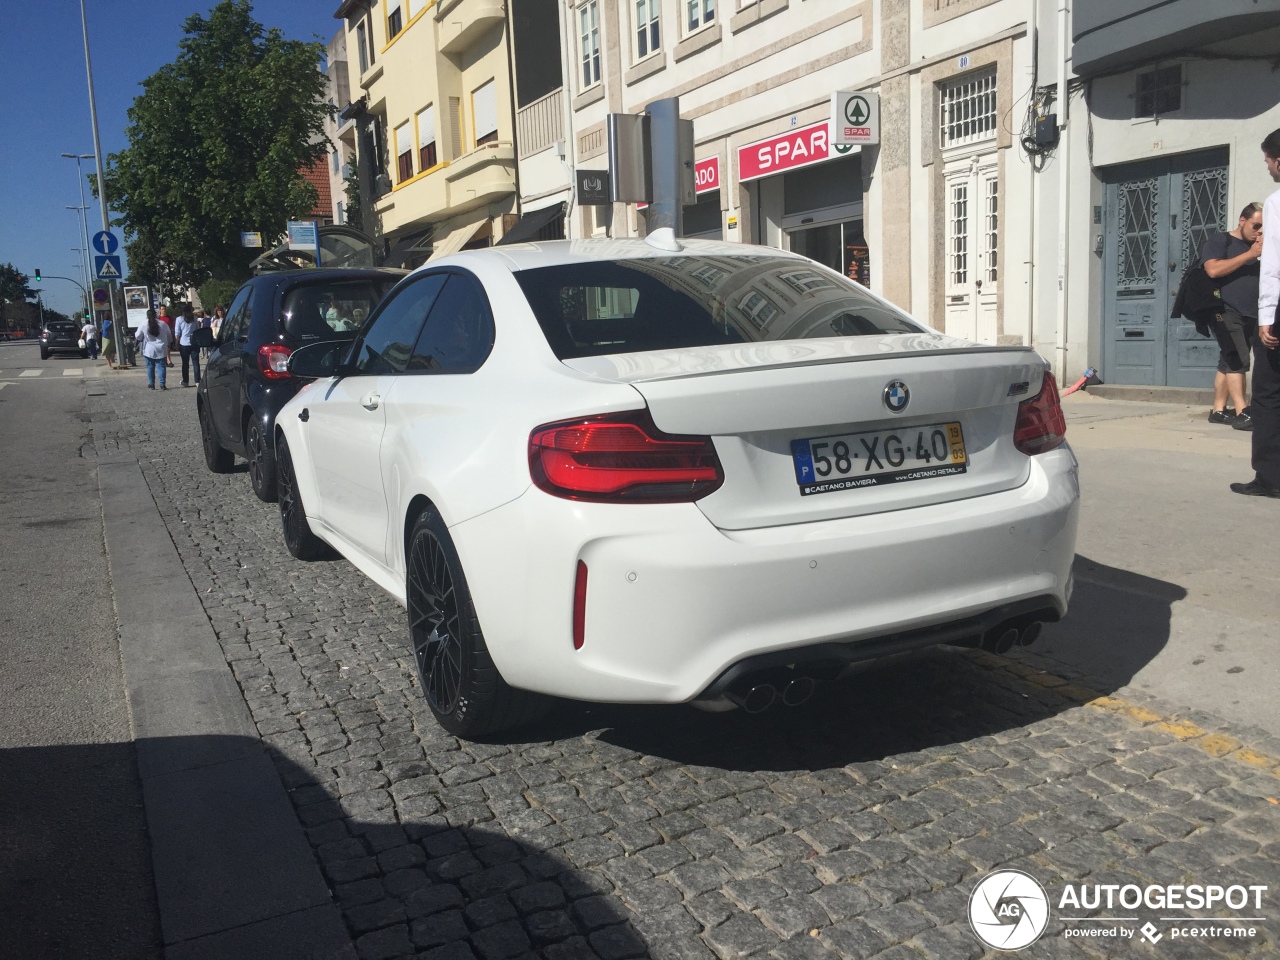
[33,268,41,282]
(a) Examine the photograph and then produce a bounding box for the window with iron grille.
[636,0,660,59]
[949,181,969,286]
[940,68,997,149]
[984,176,998,284]
[1136,65,1181,118]
[580,2,601,88]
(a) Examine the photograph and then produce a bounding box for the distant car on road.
[272,237,1080,737]
[40,321,87,360]
[196,268,403,502]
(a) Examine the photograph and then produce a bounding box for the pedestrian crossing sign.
[94,254,123,280]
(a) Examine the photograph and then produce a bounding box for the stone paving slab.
[105,383,1280,960]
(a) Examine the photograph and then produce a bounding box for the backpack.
[1170,260,1221,338]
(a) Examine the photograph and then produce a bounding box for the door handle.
[361,394,380,411]
[298,408,309,422]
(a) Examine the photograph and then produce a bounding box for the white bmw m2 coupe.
[274,236,1079,736]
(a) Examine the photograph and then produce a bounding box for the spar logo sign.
[969,870,1050,951]
[832,90,880,146]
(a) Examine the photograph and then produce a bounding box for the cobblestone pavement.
[101,382,1280,960]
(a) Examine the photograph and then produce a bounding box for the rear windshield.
[48,322,78,333]
[281,279,396,342]
[513,256,922,360]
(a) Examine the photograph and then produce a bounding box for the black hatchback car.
[197,269,403,501]
[40,320,87,359]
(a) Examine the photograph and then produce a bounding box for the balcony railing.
[516,90,564,159]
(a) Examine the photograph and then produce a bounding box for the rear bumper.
[454,446,1079,704]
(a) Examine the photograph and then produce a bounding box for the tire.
[246,417,278,503]
[39,348,49,360]
[406,507,548,738]
[276,434,330,561]
[199,401,234,473]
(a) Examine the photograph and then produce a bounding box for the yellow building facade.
[335,0,517,262]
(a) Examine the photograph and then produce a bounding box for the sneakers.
[1230,478,1280,498]
[159,385,167,391]
[1233,411,1254,431]
[1208,409,1235,425]
[147,384,155,390]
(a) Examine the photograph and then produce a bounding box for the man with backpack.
[1232,130,1280,498]
[1203,202,1263,428]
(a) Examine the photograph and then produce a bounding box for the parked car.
[196,268,403,502]
[40,320,87,360]
[274,236,1080,737]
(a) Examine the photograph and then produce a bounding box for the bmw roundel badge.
[883,381,910,413]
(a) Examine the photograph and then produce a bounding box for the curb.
[960,648,1280,784]
[90,384,356,960]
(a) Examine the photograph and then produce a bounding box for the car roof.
[250,267,406,288]
[432,237,810,273]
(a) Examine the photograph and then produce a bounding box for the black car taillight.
[529,410,723,503]
[258,344,293,380]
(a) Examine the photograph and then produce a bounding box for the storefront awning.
[496,203,566,245]
[426,218,487,262]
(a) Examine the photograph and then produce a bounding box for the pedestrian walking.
[157,305,176,368]
[1203,203,1263,428]
[80,317,100,361]
[136,308,174,391]
[1232,129,1280,498]
[101,316,116,369]
[210,305,226,339]
[174,304,202,387]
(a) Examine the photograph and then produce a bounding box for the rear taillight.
[1014,371,1067,455]
[529,409,724,502]
[572,561,588,650]
[258,343,292,380]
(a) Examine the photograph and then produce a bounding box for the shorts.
[1213,309,1257,374]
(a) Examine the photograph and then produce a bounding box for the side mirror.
[289,339,352,379]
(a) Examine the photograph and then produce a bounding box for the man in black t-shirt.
[1202,203,1263,427]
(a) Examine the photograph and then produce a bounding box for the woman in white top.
[136,309,174,390]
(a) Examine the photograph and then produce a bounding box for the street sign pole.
[80,0,126,365]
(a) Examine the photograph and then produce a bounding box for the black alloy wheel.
[246,418,277,503]
[199,401,234,473]
[276,434,329,561]
[405,508,548,738]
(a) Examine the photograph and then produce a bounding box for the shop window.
[417,105,437,170]
[686,0,715,32]
[1136,65,1182,118]
[580,1,601,88]
[395,122,413,183]
[636,0,660,58]
[473,80,498,146]
[940,67,997,149]
[387,1,404,40]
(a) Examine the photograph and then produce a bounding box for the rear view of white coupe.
[274,236,1079,737]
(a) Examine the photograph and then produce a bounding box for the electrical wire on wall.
[1019,84,1059,171]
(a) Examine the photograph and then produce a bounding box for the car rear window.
[513,256,922,360]
[281,279,396,343]
[49,322,78,333]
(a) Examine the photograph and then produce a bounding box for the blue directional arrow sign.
[92,230,120,256]
[94,255,123,280]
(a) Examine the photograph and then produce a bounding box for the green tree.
[0,263,36,332]
[105,1,330,286]
[343,166,363,233]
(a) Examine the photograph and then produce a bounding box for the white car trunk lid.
[564,336,1046,530]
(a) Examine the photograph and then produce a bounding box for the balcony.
[444,141,516,212]
[515,90,564,159]
[1074,0,1280,77]
[435,0,505,55]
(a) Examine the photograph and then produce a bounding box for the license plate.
[791,422,968,496]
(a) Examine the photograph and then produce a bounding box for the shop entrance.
[785,216,868,286]
[942,154,999,343]
[779,154,868,285]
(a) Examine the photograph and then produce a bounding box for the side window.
[408,273,495,373]
[221,286,253,341]
[351,273,448,375]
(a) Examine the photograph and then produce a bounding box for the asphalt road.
[0,341,161,960]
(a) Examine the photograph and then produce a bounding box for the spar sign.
[832,90,880,146]
[738,122,834,182]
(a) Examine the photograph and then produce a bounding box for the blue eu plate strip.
[791,439,815,485]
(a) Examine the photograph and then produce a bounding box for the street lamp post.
[77,1,126,365]
[61,155,96,317]
[66,205,92,300]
